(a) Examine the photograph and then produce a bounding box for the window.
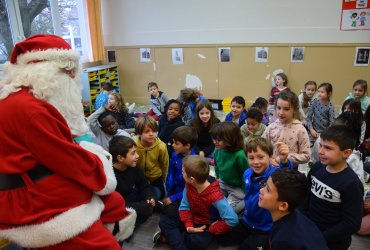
[0,0,91,66]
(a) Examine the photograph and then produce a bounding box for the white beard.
[0,61,87,137]
[47,73,88,137]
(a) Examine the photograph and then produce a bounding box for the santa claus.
[0,34,136,249]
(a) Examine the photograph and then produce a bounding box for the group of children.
[83,76,370,249]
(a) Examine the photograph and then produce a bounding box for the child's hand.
[106,103,118,112]
[186,225,206,233]
[162,197,172,206]
[199,151,205,157]
[271,158,280,166]
[276,142,289,163]
[147,198,155,206]
[310,128,318,139]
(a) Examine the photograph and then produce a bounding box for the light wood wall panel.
[108,45,370,111]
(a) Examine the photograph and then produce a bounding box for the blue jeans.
[159,210,213,250]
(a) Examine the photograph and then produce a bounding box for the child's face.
[318,139,350,167]
[120,146,139,168]
[275,76,285,87]
[353,85,365,98]
[167,103,181,120]
[231,101,244,118]
[317,87,330,101]
[172,140,190,155]
[148,86,159,97]
[199,107,211,124]
[246,118,261,134]
[102,115,118,135]
[258,177,281,212]
[212,138,224,150]
[247,146,271,175]
[305,85,316,98]
[259,106,267,114]
[108,95,117,106]
[276,99,294,124]
[343,104,351,113]
[140,126,157,145]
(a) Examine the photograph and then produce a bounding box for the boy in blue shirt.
[217,137,292,249]
[94,82,114,110]
[301,125,364,250]
[259,168,328,250]
[163,125,198,208]
[224,96,247,127]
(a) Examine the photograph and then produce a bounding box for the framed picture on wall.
[291,47,304,62]
[354,47,370,66]
[219,48,231,62]
[107,50,116,63]
[140,48,151,62]
[255,47,268,62]
[172,48,183,64]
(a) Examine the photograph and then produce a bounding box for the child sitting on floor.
[135,115,169,200]
[224,96,247,127]
[109,136,158,225]
[87,108,130,151]
[259,168,328,250]
[217,137,292,249]
[159,155,238,250]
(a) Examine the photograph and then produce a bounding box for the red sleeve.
[209,220,233,234]
[179,210,194,229]
[23,108,107,192]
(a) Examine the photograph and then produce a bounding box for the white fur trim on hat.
[16,49,80,66]
[79,141,117,195]
[104,207,137,241]
[0,195,104,248]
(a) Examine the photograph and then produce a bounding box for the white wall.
[101,0,370,46]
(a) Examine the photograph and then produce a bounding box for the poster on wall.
[255,47,268,62]
[140,48,151,62]
[341,0,370,30]
[219,48,231,62]
[172,48,183,64]
[291,47,305,62]
[354,47,370,66]
[107,50,116,63]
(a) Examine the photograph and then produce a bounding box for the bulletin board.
[341,0,370,30]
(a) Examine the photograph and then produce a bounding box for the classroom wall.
[101,0,370,110]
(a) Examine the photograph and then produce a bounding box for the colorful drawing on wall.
[255,47,268,62]
[291,47,305,62]
[172,48,183,64]
[219,48,231,62]
[140,48,151,62]
[354,47,370,66]
[341,0,370,30]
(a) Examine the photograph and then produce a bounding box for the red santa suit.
[0,35,136,249]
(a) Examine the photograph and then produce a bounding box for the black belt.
[0,165,54,190]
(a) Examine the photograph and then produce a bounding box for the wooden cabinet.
[81,65,120,115]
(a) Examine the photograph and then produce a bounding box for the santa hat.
[10,34,80,65]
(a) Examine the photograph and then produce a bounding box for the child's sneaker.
[153,230,162,244]
[153,230,167,245]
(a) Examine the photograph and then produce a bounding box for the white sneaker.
[128,102,136,113]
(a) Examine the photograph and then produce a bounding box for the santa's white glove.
[79,141,117,195]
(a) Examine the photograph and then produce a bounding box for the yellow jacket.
[136,137,169,182]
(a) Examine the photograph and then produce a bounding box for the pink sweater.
[262,119,310,164]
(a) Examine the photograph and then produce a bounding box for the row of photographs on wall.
[107,47,370,67]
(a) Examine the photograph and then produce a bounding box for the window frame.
[0,0,91,75]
